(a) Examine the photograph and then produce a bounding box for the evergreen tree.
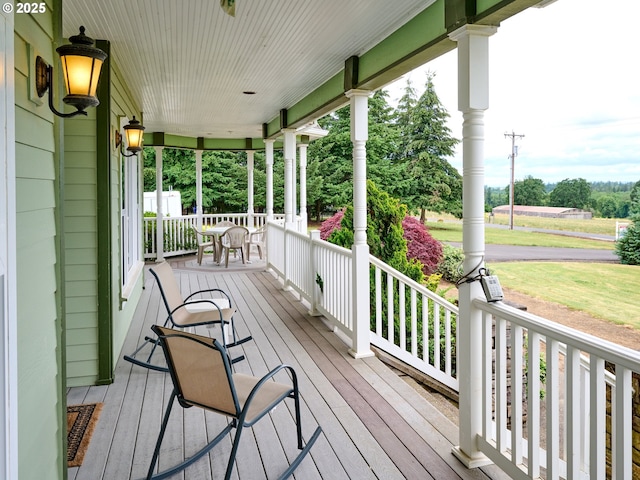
[396,72,461,220]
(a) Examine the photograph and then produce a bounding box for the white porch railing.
[475,299,639,479]
[143,213,283,259]
[266,222,459,388]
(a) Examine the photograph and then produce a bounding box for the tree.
[514,176,547,206]
[306,90,401,218]
[596,194,619,218]
[630,180,640,216]
[615,216,640,265]
[549,178,592,209]
[395,72,461,220]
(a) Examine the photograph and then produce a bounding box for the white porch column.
[247,150,255,228]
[195,149,203,229]
[347,89,373,359]
[154,146,164,261]
[265,139,274,221]
[450,24,497,468]
[298,142,308,232]
[283,129,296,228]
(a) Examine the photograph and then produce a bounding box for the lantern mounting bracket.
[35,56,87,118]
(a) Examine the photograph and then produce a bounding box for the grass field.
[424,220,614,250]
[490,262,640,327]
[421,212,638,328]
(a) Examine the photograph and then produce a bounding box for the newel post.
[347,89,373,359]
[450,24,497,468]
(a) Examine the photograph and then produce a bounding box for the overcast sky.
[385,0,640,187]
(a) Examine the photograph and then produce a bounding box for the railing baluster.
[410,289,417,356]
[614,365,632,479]
[510,323,523,465]
[546,339,560,479]
[496,317,507,453]
[375,267,382,337]
[566,345,581,479]
[399,282,406,350]
[527,332,541,478]
[481,310,492,441]
[433,303,440,370]
[387,273,394,344]
[590,355,606,480]
[444,309,451,376]
[422,294,429,362]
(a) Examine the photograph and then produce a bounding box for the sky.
[385,0,640,187]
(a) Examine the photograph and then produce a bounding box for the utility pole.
[504,131,524,230]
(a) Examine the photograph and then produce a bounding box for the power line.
[504,131,525,230]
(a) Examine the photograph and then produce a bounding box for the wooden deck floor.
[67,257,509,480]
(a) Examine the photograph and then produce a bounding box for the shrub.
[437,244,465,283]
[320,207,443,278]
[402,216,443,276]
[615,217,640,265]
[320,209,344,240]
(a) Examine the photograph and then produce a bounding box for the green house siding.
[14,4,65,479]
[64,111,100,386]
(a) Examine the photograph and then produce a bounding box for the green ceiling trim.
[284,72,345,128]
[358,0,448,86]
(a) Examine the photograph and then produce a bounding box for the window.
[120,117,142,297]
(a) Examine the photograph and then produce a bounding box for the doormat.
[67,402,103,467]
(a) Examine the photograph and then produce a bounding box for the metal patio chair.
[144,325,322,480]
[123,261,251,371]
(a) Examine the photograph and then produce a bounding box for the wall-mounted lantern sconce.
[115,116,145,156]
[35,26,107,118]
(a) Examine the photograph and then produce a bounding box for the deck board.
[68,258,510,479]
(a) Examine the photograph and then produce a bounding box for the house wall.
[64,110,100,385]
[14,4,65,479]
[64,45,144,387]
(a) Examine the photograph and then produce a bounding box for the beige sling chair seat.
[144,325,322,480]
[123,261,251,371]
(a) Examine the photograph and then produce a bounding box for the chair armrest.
[186,288,233,307]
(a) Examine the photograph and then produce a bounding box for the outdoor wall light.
[35,26,107,118]
[115,116,145,156]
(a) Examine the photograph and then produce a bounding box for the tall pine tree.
[395,72,461,220]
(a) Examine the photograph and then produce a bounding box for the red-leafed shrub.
[402,216,443,276]
[320,211,442,277]
[320,209,344,240]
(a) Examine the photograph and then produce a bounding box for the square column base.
[451,446,493,469]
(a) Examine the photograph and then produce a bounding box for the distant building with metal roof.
[491,205,593,219]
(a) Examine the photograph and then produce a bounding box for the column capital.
[345,89,372,99]
[448,24,497,42]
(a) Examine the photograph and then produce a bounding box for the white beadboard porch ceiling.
[63,0,435,140]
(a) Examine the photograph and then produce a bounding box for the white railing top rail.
[369,255,459,314]
[312,236,353,256]
[474,298,640,371]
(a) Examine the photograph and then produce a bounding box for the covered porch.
[67,259,508,480]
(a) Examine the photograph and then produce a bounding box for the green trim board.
[95,39,113,385]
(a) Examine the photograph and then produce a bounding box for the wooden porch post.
[154,146,164,261]
[265,139,274,221]
[347,89,373,359]
[298,142,308,232]
[450,24,497,468]
[247,150,255,228]
[195,149,203,229]
[283,129,296,228]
